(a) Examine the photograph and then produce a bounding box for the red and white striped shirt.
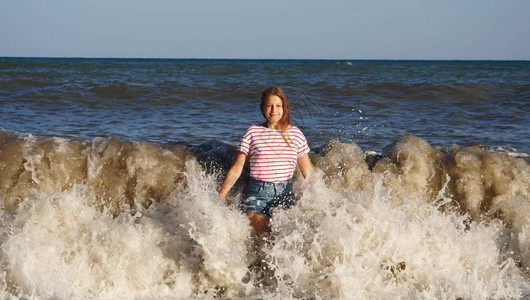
[237,125,310,182]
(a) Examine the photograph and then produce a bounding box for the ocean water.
[0,58,529,299]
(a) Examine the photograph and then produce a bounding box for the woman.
[219,86,314,237]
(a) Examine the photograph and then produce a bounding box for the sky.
[1,0,529,60]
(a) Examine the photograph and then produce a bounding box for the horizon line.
[1,56,529,62]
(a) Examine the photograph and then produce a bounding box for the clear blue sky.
[1,0,529,60]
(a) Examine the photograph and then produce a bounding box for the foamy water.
[0,131,529,299]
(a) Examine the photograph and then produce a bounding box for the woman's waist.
[248,176,293,188]
[248,164,296,182]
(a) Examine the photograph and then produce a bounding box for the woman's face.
[261,95,284,126]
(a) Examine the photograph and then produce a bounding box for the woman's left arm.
[297,153,314,179]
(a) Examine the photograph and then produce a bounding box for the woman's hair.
[260,86,292,145]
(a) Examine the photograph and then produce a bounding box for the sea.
[0,57,529,299]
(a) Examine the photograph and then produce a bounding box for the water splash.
[0,132,529,299]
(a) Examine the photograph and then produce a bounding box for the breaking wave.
[0,130,529,299]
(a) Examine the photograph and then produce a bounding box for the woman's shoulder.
[287,125,303,133]
[287,125,308,140]
[246,124,266,131]
[242,124,266,135]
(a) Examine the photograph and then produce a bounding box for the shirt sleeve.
[295,128,310,157]
[237,127,252,155]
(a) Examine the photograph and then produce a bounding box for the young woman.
[219,86,314,237]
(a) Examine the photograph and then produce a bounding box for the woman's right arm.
[219,151,248,201]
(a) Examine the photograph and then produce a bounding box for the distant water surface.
[1,58,529,154]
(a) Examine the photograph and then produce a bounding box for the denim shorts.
[240,177,295,219]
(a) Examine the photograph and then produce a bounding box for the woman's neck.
[263,121,280,130]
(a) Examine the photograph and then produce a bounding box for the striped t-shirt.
[237,125,310,182]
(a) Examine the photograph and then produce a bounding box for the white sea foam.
[0,133,529,299]
[266,171,527,299]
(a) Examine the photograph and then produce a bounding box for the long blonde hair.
[260,86,292,146]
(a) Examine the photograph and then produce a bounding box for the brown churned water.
[0,130,529,299]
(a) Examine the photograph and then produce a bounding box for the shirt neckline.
[257,124,292,131]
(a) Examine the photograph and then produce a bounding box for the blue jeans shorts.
[240,177,295,219]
